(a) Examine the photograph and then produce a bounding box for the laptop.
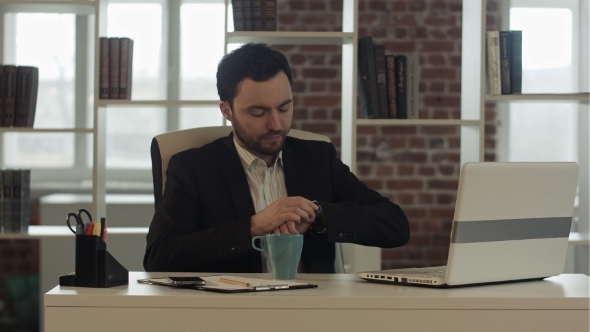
[357,162,580,287]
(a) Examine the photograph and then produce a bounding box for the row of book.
[99,37,134,99]
[486,30,522,95]
[1,169,30,234]
[231,0,277,31]
[0,65,38,127]
[358,36,419,119]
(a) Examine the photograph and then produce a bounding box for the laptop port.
[402,278,407,283]
[380,275,385,279]
[387,276,392,280]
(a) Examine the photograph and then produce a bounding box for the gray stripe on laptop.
[451,217,572,243]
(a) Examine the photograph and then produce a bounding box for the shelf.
[0,226,148,239]
[0,128,93,133]
[355,119,481,126]
[0,0,94,14]
[227,31,355,45]
[97,100,220,107]
[485,93,590,103]
[568,232,590,246]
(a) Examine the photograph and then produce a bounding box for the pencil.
[219,278,252,287]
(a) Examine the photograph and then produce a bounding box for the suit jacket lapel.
[218,134,256,219]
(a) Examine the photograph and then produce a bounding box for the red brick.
[449,3,462,11]
[429,207,455,219]
[408,0,426,11]
[449,55,461,66]
[311,109,328,119]
[421,41,455,52]
[431,1,447,11]
[395,28,407,39]
[422,219,441,232]
[397,193,415,205]
[369,0,387,11]
[439,165,455,176]
[301,68,337,79]
[432,109,449,119]
[487,1,498,11]
[290,54,305,65]
[292,81,305,93]
[330,0,342,11]
[448,82,461,93]
[428,179,459,190]
[398,164,415,176]
[448,137,460,149]
[376,165,393,176]
[428,55,446,66]
[418,166,435,176]
[424,96,460,107]
[404,207,427,219]
[393,152,427,163]
[422,68,456,80]
[387,179,423,190]
[383,41,416,53]
[391,1,406,11]
[429,82,445,93]
[409,234,430,246]
[485,124,496,135]
[437,193,455,205]
[485,138,496,149]
[431,152,460,163]
[310,82,326,92]
[484,153,496,162]
[301,122,337,134]
[382,125,417,135]
[396,14,417,26]
[309,2,326,10]
[413,27,428,39]
[409,137,426,148]
[448,27,462,38]
[358,126,377,135]
[425,16,456,26]
[293,108,308,120]
[388,137,406,149]
[358,165,372,176]
[279,13,296,25]
[421,126,457,135]
[302,95,340,107]
[329,81,340,93]
[425,248,447,261]
[433,233,451,246]
[329,54,342,65]
[382,249,406,260]
[300,45,339,53]
[364,179,383,190]
[419,193,434,204]
[290,1,305,10]
[371,27,387,38]
[357,151,376,161]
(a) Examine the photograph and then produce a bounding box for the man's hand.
[250,197,317,236]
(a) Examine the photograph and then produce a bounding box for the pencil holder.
[59,235,128,288]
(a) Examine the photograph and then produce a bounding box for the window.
[1,0,228,188]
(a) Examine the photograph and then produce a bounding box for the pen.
[219,278,252,288]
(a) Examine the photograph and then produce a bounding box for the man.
[144,43,409,273]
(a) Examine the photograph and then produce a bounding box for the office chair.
[150,126,346,273]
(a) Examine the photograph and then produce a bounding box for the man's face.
[221,71,293,163]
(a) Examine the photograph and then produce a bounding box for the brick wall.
[277,0,501,269]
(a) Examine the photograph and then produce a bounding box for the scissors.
[66,209,93,235]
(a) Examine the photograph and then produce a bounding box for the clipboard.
[138,275,318,293]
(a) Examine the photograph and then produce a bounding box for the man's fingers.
[286,221,298,234]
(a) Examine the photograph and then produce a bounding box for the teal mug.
[252,234,303,280]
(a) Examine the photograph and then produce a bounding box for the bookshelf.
[462,0,589,250]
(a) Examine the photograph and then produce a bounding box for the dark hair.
[216,43,293,107]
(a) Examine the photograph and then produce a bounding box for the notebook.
[357,162,580,287]
[138,275,318,293]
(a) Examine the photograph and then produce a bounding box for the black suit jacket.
[144,133,409,273]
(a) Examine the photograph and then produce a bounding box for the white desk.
[45,272,589,332]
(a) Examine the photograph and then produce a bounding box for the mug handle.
[251,236,267,252]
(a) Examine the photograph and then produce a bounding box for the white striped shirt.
[233,137,288,273]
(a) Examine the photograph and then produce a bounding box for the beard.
[231,115,288,157]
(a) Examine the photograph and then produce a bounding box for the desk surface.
[46,272,589,310]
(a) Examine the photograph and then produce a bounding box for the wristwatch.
[310,200,327,234]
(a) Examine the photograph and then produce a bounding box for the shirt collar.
[233,136,283,170]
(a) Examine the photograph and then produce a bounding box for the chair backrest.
[150,126,345,273]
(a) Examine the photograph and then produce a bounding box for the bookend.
[59,235,128,288]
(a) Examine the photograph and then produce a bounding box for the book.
[12,170,30,233]
[0,66,3,127]
[394,55,407,119]
[108,37,121,99]
[385,55,398,119]
[357,37,380,119]
[499,30,511,94]
[486,31,501,95]
[262,0,277,31]
[252,0,263,31]
[2,65,17,127]
[119,38,134,100]
[243,0,253,31]
[373,45,389,119]
[510,30,522,94]
[1,170,13,233]
[406,54,420,119]
[14,66,39,127]
[357,65,369,119]
[99,37,110,99]
[232,0,244,31]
